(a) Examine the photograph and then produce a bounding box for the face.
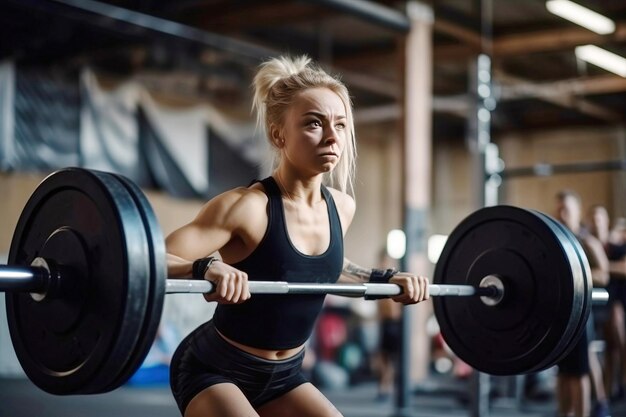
[272,87,347,175]
[556,195,581,232]
[589,206,609,235]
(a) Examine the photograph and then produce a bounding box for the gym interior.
[1,1,626,416]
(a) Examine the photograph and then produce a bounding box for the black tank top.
[213,177,344,350]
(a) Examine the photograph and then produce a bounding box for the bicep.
[165,221,232,261]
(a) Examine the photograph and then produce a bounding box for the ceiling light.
[575,45,626,77]
[546,0,615,35]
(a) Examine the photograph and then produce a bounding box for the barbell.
[1,167,608,395]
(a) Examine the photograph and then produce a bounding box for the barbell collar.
[592,288,609,304]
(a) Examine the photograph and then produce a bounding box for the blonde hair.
[252,55,356,195]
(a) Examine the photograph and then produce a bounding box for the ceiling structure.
[2,0,626,139]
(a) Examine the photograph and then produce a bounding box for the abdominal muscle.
[216,328,305,361]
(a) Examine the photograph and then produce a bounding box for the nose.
[323,124,338,145]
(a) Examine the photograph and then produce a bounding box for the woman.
[165,55,430,417]
[588,205,626,400]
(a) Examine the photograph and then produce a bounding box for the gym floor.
[2,377,625,417]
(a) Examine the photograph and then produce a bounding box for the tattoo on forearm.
[343,260,371,281]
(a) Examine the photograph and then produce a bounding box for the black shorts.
[380,319,402,356]
[557,312,594,376]
[169,320,308,415]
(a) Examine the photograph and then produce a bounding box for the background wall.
[499,126,626,218]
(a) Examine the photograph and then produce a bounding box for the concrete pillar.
[395,2,433,416]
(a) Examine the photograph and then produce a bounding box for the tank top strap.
[320,184,343,238]
[259,176,283,226]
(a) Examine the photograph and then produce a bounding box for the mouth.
[319,152,338,157]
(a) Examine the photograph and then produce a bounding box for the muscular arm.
[165,189,247,278]
[165,189,264,304]
[165,189,267,277]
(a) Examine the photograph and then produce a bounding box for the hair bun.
[252,56,310,128]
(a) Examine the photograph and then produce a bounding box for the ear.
[270,123,284,148]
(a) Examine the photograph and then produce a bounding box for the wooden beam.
[494,21,626,57]
[499,74,626,100]
[354,95,469,124]
[433,19,482,48]
[496,70,623,123]
[340,70,400,99]
[434,20,626,62]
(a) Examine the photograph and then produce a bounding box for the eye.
[335,122,346,130]
[307,120,322,128]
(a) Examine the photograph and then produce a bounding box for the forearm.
[609,260,626,278]
[340,258,373,283]
[167,253,194,278]
[591,268,609,287]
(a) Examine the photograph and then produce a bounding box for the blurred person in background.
[588,206,626,400]
[555,191,610,417]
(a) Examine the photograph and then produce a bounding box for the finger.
[217,275,229,301]
[241,273,251,301]
[416,275,426,302]
[230,273,242,302]
[225,273,237,302]
[411,276,421,303]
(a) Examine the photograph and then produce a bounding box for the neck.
[274,168,323,205]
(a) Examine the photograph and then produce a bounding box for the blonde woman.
[166,55,429,417]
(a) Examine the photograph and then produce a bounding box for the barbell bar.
[2,167,610,395]
[0,262,610,300]
[0,262,498,298]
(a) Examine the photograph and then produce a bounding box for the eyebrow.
[302,111,347,120]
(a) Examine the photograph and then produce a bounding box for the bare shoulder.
[195,185,268,228]
[327,187,356,231]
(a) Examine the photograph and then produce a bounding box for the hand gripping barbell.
[1,168,608,395]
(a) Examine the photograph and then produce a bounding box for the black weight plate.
[520,211,587,370]
[7,168,151,395]
[433,205,582,375]
[101,173,166,392]
[532,211,592,364]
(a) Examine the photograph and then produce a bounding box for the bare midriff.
[216,328,304,361]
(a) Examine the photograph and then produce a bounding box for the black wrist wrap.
[368,268,398,283]
[366,268,398,300]
[192,257,215,279]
